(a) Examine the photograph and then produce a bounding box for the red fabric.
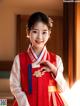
[13,51,64,106]
[13,100,18,106]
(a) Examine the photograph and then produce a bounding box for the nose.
[37,32,42,40]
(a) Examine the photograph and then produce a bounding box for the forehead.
[32,22,48,30]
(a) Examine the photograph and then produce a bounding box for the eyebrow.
[32,28,48,31]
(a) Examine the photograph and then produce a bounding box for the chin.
[36,45,44,49]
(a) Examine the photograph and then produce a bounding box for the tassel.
[28,64,32,93]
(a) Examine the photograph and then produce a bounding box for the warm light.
[61,80,80,106]
[70,80,80,106]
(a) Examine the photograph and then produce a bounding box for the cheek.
[29,35,36,43]
[43,35,49,42]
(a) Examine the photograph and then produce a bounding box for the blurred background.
[0,0,80,105]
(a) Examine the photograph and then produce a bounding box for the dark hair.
[27,12,53,31]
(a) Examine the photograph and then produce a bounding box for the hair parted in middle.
[26,12,53,31]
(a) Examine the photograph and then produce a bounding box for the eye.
[42,31,48,35]
[32,30,37,34]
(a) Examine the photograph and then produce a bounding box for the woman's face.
[28,22,51,50]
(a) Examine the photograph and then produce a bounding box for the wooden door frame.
[63,2,76,86]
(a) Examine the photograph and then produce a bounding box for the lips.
[35,40,43,44]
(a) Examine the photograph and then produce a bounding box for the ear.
[49,30,51,35]
[26,34,30,38]
[26,29,30,38]
[48,30,51,38]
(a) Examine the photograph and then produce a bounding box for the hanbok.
[10,45,68,106]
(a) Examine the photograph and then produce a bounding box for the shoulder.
[56,55,62,63]
[13,51,28,62]
[18,51,31,64]
[18,51,27,56]
[56,55,64,72]
[48,52,57,66]
[49,51,56,57]
[16,51,30,61]
[49,52,63,67]
[48,52,56,62]
[49,52,62,61]
[13,54,19,62]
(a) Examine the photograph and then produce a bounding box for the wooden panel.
[63,3,76,86]
[0,61,13,71]
[7,99,14,106]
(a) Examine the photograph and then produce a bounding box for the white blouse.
[10,55,68,106]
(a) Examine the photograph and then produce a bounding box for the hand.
[40,60,57,76]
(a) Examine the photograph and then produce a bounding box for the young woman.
[10,12,68,106]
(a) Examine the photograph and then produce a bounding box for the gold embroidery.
[33,70,46,77]
[33,70,42,77]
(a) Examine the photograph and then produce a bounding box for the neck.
[32,46,43,57]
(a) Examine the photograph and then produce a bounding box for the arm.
[10,55,30,106]
[40,55,69,92]
[55,55,69,92]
